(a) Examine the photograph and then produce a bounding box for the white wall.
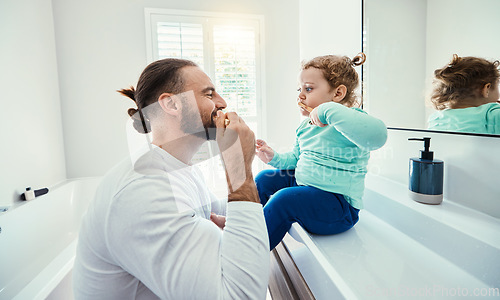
[369,129,500,218]
[363,0,427,128]
[52,0,300,178]
[0,0,66,206]
[426,0,500,78]
[298,0,363,124]
[299,0,362,60]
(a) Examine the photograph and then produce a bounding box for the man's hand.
[215,111,259,203]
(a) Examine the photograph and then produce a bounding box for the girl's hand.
[255,139,274,163]
[309,107,327,127]
[210,213,226,230]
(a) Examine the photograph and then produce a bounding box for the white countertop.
[285,173,500,299]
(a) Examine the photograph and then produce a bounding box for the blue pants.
[255,169,360,250]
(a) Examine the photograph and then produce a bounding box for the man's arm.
[215,111,261,199]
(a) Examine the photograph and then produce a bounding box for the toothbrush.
[298,102,317,125]
[297,101,313,112]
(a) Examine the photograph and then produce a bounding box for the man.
[73,58,269,299]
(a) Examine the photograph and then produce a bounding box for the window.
[156,22,204,67]
[145,9,265,196]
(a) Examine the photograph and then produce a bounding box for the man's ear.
[158,93,181,116]
[481,83,492,98]
[332,85,347,102]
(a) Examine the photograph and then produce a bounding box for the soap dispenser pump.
[408,137,444,204]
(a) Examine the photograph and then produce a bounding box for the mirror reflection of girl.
[428,54,500,134]
[255,54,388,250]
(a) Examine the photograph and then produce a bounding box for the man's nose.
[214,93,227,109]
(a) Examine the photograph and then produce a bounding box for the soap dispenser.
[408,137,444,204]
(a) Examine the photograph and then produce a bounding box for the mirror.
[362,0,500,137]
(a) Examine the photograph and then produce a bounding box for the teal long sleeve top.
[427,102,500,134]
[268,102,387,209]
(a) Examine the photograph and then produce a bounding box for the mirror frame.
[360,0,500,138]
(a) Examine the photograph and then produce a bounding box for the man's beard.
[204,109,219,140]
[180,107,219,141]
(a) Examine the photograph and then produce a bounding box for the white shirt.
[73,145,269,299]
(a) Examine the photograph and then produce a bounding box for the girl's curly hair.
[301,53,366,108]
[430,54,500,110]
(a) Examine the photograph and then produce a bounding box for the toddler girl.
[255,53,387,250]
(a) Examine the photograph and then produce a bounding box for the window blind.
[157,22,204,69]
[213,25,257,117]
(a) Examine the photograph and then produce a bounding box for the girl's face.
[297,67,337,116]
[486,80,500,103]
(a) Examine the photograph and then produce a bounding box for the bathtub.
[0,177,101,300]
